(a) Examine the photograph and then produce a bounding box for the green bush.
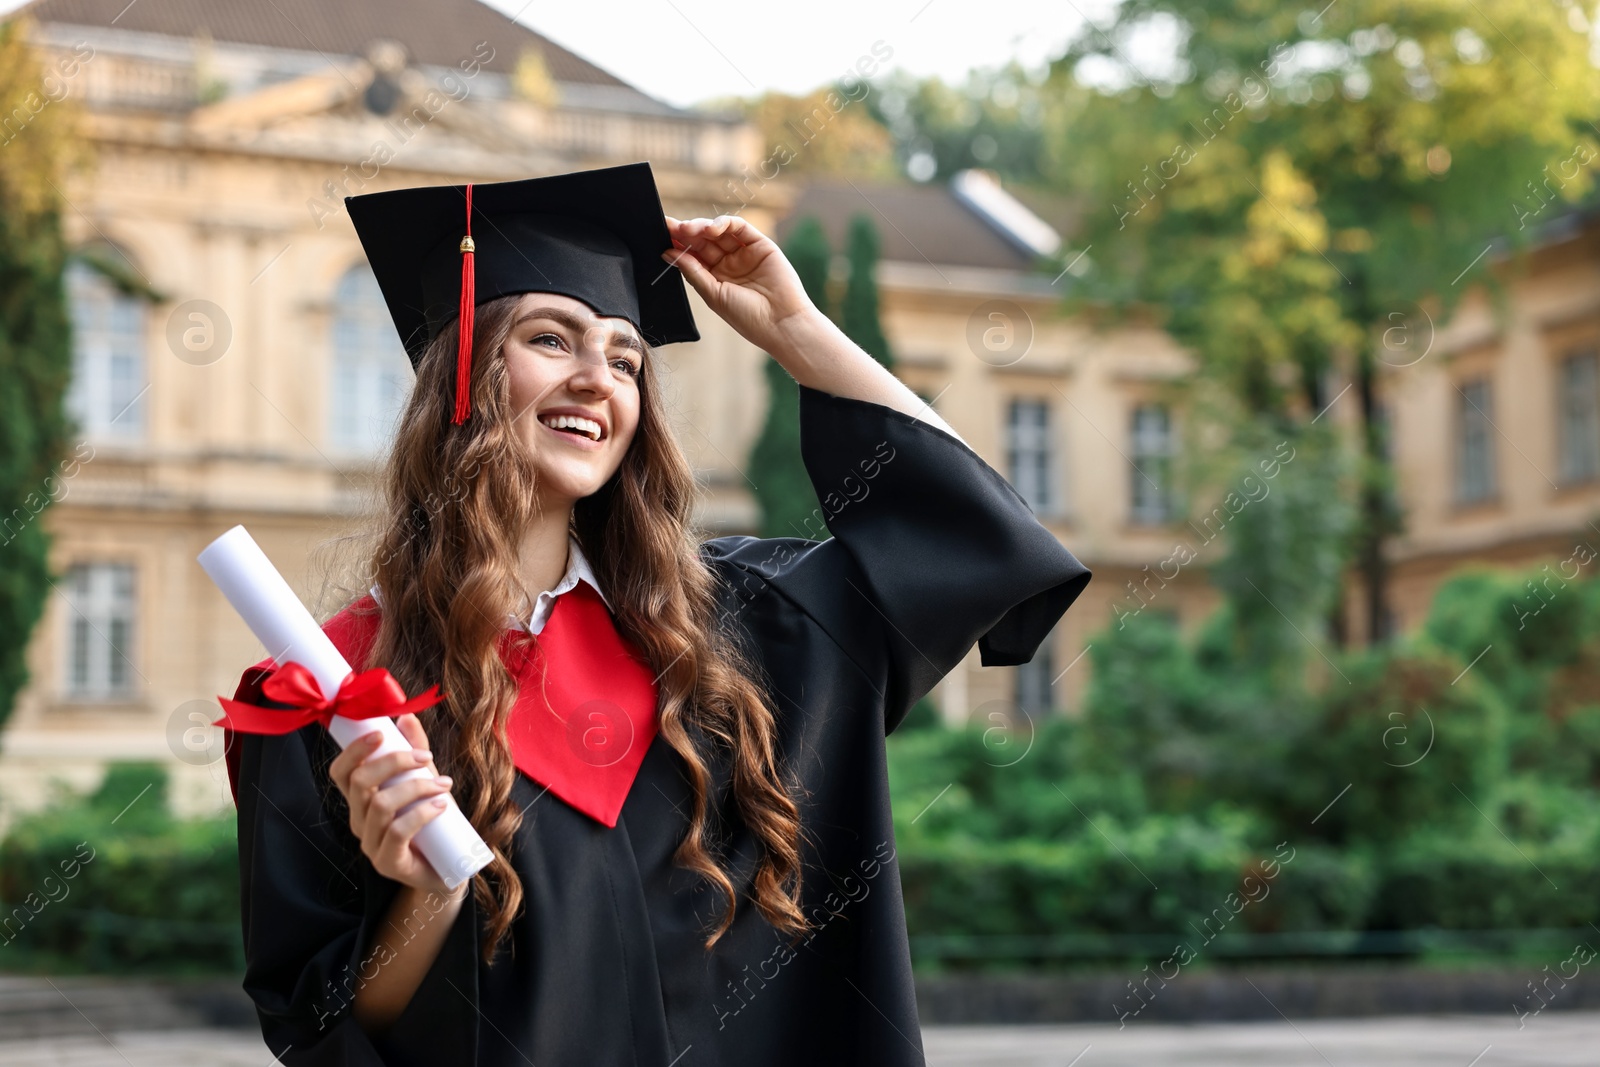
[1371,824,1600,930]
[889,557,1600,959]
[0,762,239,973]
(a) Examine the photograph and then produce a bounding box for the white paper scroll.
[199,524,492,890]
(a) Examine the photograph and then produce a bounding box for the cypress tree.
[747,216,830,540]
[841,213,894,369]
[0,19,79,729]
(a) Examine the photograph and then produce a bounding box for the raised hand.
[662,215,825,359]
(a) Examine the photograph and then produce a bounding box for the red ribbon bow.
[213,660,446,735]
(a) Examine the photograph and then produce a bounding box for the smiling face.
[502,291,645,508]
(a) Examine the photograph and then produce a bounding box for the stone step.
[0,978,254,1041]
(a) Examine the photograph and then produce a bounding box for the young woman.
[224,163,1089,1067]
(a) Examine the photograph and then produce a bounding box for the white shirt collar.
[367,534,610,636]
[522,535,610,635]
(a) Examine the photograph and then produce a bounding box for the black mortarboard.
[345,161,699,424]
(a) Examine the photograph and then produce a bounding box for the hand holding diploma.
[330,714,466,899]
[199,524,492,890]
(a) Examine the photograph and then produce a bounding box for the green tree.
[0,19,80,729]
[748,216,830,539]
[1051,0,1600,644]
[862,65,1056,184]
[840,214,894,369]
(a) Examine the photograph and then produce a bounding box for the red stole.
[499,580,660,827]
[223,583,659,828]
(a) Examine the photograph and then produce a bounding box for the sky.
[478,0,1097,106]
[0,0,1101,107]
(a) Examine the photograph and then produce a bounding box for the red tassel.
[452,183,476,425]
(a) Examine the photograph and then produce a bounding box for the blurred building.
[1,0,779,819]
[1376,210,1600,641]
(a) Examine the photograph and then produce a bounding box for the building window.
[1014,635,1056,717]
[329,265,413,454]
[1558,350,1600,485]
[1006,398,1056,513]
[1130,404,1174,524]
[61,562,137,699]
[1455,379,1497,504]
[65,260,146,440]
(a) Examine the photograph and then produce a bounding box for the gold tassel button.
[459,235,476,254]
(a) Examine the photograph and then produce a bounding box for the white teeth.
[539,413,602,440]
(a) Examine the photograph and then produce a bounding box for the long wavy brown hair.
[356,294,806,964]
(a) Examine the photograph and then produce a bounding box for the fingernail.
[412,749,432,763]
[432,797,448,808]
[435,775,453,786]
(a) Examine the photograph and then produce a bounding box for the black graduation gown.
[229,383,1091,1066]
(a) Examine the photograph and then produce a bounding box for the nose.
[566,325,616,397]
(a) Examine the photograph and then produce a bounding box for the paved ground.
[923,1014,1600,1066]
[0,1014,1594,1065]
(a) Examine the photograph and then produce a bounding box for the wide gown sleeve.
[228,665,481,1067]
[708,383,1091,730]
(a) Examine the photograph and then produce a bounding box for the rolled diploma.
[199,524,492,890]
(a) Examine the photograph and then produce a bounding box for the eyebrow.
[512,307,646,356]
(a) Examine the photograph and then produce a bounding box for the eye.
[530,332,567,351]
[611,355,641,377]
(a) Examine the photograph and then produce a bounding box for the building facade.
[2,0,783,819]
[1377,213,1600,639]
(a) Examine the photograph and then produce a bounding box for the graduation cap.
[345,162,699,425]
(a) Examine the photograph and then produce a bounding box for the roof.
[18,0,628,84]
[777,178,1052,272]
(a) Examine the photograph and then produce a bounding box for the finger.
[396,714,440,775]
[362,775,452,843]
[376,794,451,871]
[330,732,385,793]
[676,218,722,246]
[689,242,727,271]
[694,214,737,248]
[707,216,764,256]
[395,713,434,757]
[349,746,433,794]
